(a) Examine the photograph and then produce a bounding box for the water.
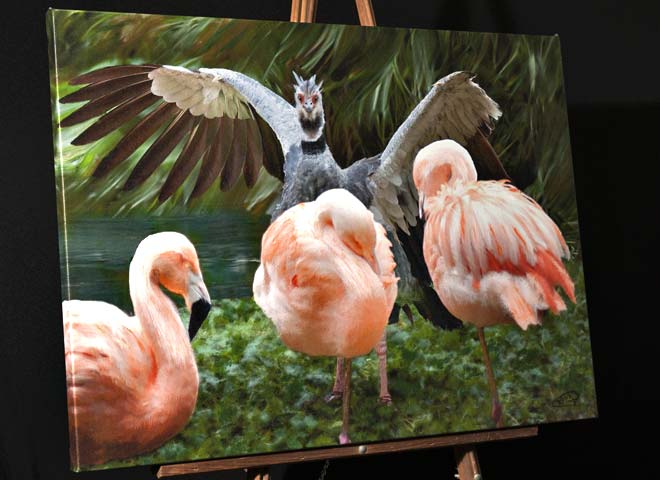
[58,211,270,312]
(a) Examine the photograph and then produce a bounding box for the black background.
[1,1,653,479]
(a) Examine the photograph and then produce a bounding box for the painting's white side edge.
[50,10,79,471]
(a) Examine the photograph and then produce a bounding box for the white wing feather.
[149,66,302,157]
[371,72,501,234]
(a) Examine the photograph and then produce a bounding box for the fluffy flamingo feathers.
[63,232,211,468]
[413,140,575,426]
[253,189,397,443]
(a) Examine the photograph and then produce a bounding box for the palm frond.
[50,10,580,245]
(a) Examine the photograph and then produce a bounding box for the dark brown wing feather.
[220,119,247,191]
[466,129,511,181]
[60,80,152,127]
[256,115,284,182]
[72,92,159,145]
[122,111,196,191]
[158,120,213,203]
[243,119,263,188]
[190,118,227,199]
[68,65,159,85]
[93,102,180,179]
[60,73,150,104]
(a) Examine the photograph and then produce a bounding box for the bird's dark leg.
[477,327,503,427]
[324,357,344,403]
[387,303,400,324]
[339,357,352,445]
[401,304,414,325]
[376,331,392,405]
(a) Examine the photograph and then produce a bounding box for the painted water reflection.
[59,211,270,310]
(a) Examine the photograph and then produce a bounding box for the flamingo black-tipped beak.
[188,298,212,341]
[418,192,425,221]
[187,271,211,341]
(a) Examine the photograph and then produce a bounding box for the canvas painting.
[47,9,597,471]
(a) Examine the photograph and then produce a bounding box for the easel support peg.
[245,466,269,480]
[454,445,482,480]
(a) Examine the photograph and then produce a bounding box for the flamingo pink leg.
[339,358,352,444]
[376,331,392,404]
[477,327,503,427]
[325,358,345,403]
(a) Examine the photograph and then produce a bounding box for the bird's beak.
[418,192,425,221]
[186,271,211,341]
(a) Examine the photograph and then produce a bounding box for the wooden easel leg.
[292,0,375,27]
[290,0,301,21]
[339,358,352,444]
[245,466,270,480]
[290,0,317,23]
[477,327,503,428]
[355,0,377,26]
[454,445,481,480]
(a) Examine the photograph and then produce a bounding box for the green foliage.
[99,259,596,471]
[49,10,579,247]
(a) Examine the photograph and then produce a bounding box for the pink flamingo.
[413,140,575,427]
[62,232,211,468]
[253,189,398,444]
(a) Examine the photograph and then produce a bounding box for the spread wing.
[370,71,504,234]
[59,64,299,201]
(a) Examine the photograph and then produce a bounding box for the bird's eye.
[297,93,305,103]
[311,94,318,104]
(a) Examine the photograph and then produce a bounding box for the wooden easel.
[157,427,537,478]
[156,1,538,478]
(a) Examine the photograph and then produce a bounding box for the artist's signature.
[550,390,579,407]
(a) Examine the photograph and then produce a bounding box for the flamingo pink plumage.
[63,232,211,468]
[413,140,575,426]
[253,188,398,443]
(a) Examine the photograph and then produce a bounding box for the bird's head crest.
[292,71,325,140]
[292,71,323,95]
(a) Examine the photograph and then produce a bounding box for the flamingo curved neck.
[129,262,195,370]
[100,252,198,462]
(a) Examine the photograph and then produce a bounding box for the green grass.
[100,258,596,470]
